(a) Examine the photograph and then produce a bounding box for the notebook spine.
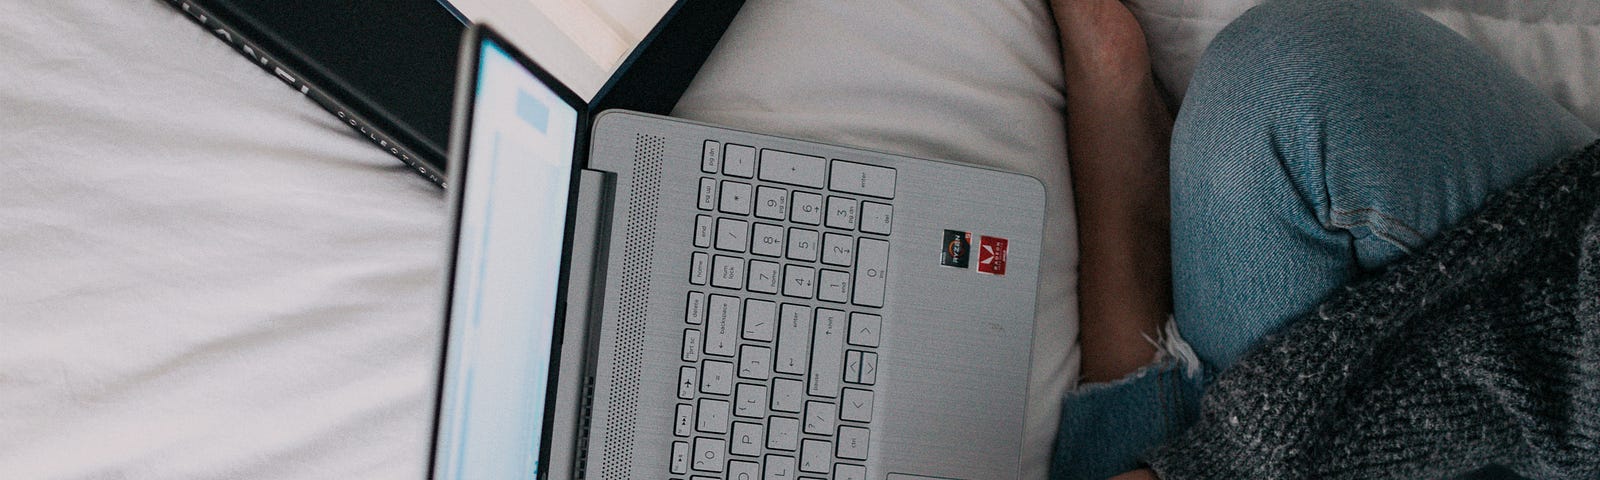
[161,0,446,187]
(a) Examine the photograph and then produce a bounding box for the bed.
[3,0,1596,478]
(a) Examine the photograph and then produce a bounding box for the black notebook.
[163,0,740,187]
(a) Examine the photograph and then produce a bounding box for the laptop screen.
[440,0,676,100]
[432,36,580,480]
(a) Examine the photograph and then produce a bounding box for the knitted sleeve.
[1144,141,1600,480]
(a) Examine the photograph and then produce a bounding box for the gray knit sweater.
[1146,140,1600,479]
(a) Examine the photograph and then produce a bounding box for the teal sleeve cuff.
[1050,358,1205,480]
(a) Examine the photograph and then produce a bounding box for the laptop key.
[711,255,745,290]
[853,238,889,307]
[720,180,753,215]
[690,252,709,285]
[765,454,797,480]
[678,366,696,400]
[829,160,896,199]
[739,344,772,380]
[734,383,767,418]
[836,425,870,461]
[694,214,713,248]
[840,388,873,423]
[701,140,720,174]
[696,397,731,434]
[724,143,756,178]
[730,423,763,457]
[843,350,862,384]
[742,299,776,341]
[705,295,738,357]
[755,186,789,220]
[748,260,780,295]
[715,217,749,252]
[790,191,823,225]
[675,403,694,436]
[729,458,761,478]
[671,440,690,474]
[767,417,799,451]
[786,228,819,262]
[692,437,727,472]
[700,360,733,396]
[781,265,815,299]
[859,351,878,385]
[698,178,717,210]
[809,308,845,397]
[860,201,892,235]
[834,464,867,480]
[825,196,858,230]
[847,312,879,347]
[759,149,827,189]
[751,223,785,258]
[821,232,853,267]
[803,401,836,435]
[817,270,850,304]
[685,291,706,325]
[681,329,701,362]
[799,438,831,473]
[775,304,811,375]
[770,377,804,413]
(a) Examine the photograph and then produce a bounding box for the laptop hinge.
[547,169,615,480]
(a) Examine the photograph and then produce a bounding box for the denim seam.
[1330,207,1426,252]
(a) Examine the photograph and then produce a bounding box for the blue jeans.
[1053,1,1598,479]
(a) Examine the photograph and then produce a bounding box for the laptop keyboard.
[673,140,895,480]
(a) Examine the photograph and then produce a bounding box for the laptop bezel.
[428,23,592,480]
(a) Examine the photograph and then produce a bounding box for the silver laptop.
[429,25,1047,480]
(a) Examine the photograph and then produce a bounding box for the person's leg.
[1169,0,1596,371]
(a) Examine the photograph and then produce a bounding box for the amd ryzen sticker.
[940,230,970,268]
[977,236,1009,275]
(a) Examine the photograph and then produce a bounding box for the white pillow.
[1129,0,1600,130]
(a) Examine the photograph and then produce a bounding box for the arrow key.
[840,388,873,422]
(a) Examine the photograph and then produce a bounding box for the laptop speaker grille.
[599,133,664,479]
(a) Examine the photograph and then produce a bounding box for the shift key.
[808,308,846,398]
[759,149,826,189]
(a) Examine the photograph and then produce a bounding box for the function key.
[697,178,716,210]
[693,214,712,248]
[701,140,720,173]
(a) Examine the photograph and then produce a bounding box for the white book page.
[445,0,675,100]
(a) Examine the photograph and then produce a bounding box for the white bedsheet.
[3,0,1595,478]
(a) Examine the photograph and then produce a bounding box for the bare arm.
[1050,0,1174,384]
